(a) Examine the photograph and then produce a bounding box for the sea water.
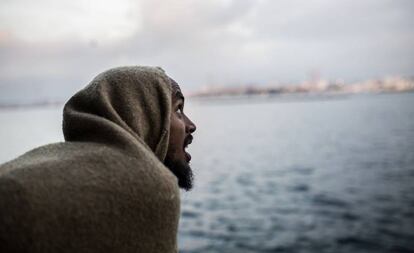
[1,93,413,253]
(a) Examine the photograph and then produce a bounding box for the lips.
[183,135,193,162]
[185,152,192,162]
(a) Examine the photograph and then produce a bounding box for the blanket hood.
[63,66,172,161]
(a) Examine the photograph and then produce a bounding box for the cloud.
[0,0,413,102]
[0,0,141,43]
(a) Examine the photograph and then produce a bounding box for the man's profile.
[0,66,196,253]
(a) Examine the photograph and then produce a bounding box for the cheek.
[169,115,186,151]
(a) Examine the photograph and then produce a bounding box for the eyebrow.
[174,89,185,102]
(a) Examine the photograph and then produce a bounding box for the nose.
[185,115,196,134]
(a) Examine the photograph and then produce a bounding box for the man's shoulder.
[0,141,179,198]
[0,141,181,253]
[0,142,105,175]
[0,140,180,219]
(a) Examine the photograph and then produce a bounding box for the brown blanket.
[0,66,180,252]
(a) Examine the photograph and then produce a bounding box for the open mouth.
[185,151,191,162]
[183,135,193,162]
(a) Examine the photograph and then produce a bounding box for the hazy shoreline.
[1,90,414,110]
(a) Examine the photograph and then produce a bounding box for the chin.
[164,158,194,191]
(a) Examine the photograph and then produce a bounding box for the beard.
[164,158,194,191]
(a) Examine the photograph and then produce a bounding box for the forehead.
[169,78,184,102]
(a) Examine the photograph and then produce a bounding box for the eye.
[175,104,184,116]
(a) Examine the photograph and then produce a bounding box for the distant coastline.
[188,76,414,99]
[0,100,63,110]
[1,76,413,109]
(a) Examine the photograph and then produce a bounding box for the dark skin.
[164,78,197,191]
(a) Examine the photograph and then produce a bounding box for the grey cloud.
[247,0,414,40]
[0,0,413,103]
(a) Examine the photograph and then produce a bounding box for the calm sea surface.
[1,93,414,253]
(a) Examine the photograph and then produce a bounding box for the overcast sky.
[0,0,413,103]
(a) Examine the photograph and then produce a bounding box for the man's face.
[164,79,196,191]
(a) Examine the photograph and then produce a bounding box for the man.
[0,66,196,253]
